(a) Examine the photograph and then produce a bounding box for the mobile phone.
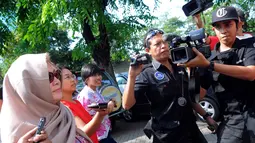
[35,117,46,136]
[87,103,108,109]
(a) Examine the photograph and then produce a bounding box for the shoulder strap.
[239,46,246,61]
[208,50,220,61]
[155,69,185,120]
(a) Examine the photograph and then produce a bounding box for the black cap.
[211,6,239,25]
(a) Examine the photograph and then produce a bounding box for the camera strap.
[177,71,187,107]
[155,70,185,120]
[208,50,219,61]
[188,67,200,102]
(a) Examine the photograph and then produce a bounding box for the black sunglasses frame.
[145,29,164,48]
[49,70,62,83]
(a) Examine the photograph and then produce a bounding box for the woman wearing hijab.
[59,65,109,143]
[1,53,92,143]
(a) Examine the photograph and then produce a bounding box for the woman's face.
[61,68,76,94]
[86,73,102,88]
[47,63,62,104]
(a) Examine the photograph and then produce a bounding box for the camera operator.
[193,7,253,51]
[122,28,218,143]
[182,6,255,143]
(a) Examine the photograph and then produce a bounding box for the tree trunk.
[82,19,116,82]
[81,0,116,81]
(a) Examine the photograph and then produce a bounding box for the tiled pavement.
[111,119,217,143]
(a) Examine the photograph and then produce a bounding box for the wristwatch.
[203,112,211,120]
[208,61,215,71]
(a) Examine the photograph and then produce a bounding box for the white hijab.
[1,53,91,143]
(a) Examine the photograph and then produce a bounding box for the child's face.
[86,73,102,88]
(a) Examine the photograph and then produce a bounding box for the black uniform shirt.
[201,38,255,118]
[134,59,196,127]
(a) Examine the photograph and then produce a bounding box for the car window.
[101,72,112,84]
[97,72,113,90]
[116,76,127,85]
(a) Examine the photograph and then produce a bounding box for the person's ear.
[84,79,88,85]
[240,21,244,26]
[145,48,150,53]
[238,17,245,26]
[212,27,215,32]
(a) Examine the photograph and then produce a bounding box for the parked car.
[75,70,125,127]
[115,72,151,122]
[198,87,221,121]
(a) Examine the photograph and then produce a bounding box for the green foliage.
[247,20,255,32]
[7,0,155,53]
[49,48,90,72]
[0,0,159,78]
[231,0,255,32]
[182,16,196,35]
[2,0,253,79]
[162,17,186,35]
[0,29,78,77]
[209,0,255,34]
[0,40,31,75]
[71,39,92,62]
[0,21,12,54]
[200,9,215,36]
[0,57,17,77]
[0,0,16,55]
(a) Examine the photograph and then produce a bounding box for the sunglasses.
[49,70,61,83]
[145,29,164,47]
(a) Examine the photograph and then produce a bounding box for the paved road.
[111,119,217,143]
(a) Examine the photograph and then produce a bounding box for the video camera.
[130,53,152,66]
[170,28,211,64]
[182,0,213,16]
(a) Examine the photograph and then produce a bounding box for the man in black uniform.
[183,6,255,143]
[122,28,217,143]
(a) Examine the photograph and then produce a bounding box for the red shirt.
[208,32,253,50]
[208,36,219,51]
[61,100,99,143]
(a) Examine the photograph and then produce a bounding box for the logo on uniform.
[216,8,227,17]
[154,71,164,80]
